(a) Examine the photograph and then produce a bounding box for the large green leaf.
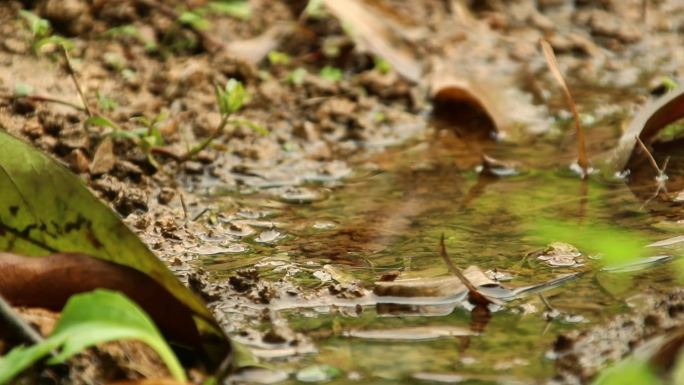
[0,290,185,383]
[0,130,227,357]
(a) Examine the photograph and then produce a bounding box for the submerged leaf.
[0,131,228,362]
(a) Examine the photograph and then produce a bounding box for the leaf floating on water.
[0,130,228,362]
[648,235,684,248]
[344,326,475,341]
[599,255,672,273]
[373,266,495,298]
[296,364,341,383]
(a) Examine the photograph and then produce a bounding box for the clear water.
[201,122,684,384]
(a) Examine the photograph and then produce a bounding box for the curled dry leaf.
[605,88,684,173]
[321,0,422,83]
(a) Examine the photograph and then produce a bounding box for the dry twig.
[540,39,588,177]
[439,234,491,305]
[59,45,92,117]
[635,135,668,180]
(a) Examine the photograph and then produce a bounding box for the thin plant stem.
[540,39,588,177]
[59,45,92,117]
[0,293,44,346]
[439,233,478,293]
[635,135,668,179]
[180,114,229,162]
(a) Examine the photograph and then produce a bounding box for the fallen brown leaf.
[322,0,422,83]
[90,137,116,175]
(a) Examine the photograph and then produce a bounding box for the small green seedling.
[373,56,392,74]
[303,0,327,18]
[661,76,679,92]
[178,0,252,32]
[102,24,157,52]
[18,10,74,53]
[268,50,291,66]
[179,11,211,31]
[183,78,266,160]
[288,68,307,85]
[0,290,186,383]
[13,83,35,97]
[320,66,343,82]
[86,111,169,169]
[96,92,118,112]
[206,0,252,20]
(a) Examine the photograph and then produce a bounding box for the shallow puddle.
[200,122,684,384]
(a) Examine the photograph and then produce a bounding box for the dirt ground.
[2,0,684,383]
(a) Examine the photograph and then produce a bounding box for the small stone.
[184,160,204,174]
[157,187,176,205]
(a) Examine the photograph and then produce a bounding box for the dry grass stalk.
[59,45,92,117]
[635,135,668,179]
[540,39,588,176]
[439,234,491,306]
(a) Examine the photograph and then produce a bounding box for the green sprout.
[86,111,169,169]
[206,0,252,20]
[183,79,266,160]
[320,66,343,82]
[268,50,291,66]
[288,68,307,86]
[18,10,74,53]
[373,56,392,74]
[661,76,679,92]
[179,11,211,31]
[303,0,327,18]
[96,92,118,112]
[103,24,157,52]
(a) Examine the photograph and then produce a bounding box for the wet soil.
[2,0,684,384]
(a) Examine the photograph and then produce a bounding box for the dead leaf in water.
[344,326,474,341]
[373,265,495,298]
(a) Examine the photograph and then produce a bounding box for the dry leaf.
[373,265,495,298]
[90,137,115,175]
[322,0,422,83]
